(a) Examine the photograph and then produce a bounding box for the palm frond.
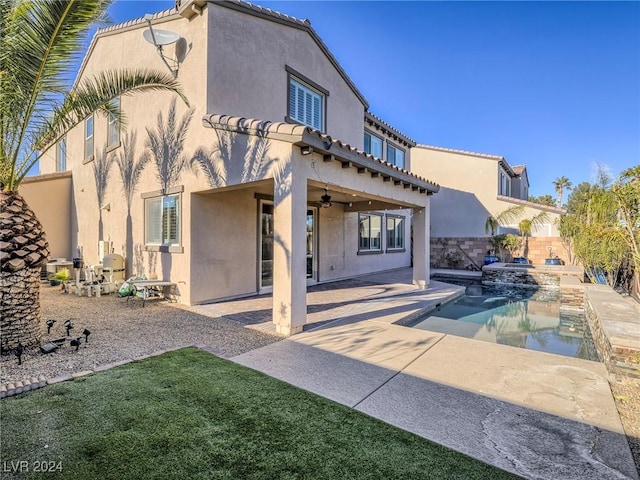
[1,0,113,190]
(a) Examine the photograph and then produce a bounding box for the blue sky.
[86,1,639,198]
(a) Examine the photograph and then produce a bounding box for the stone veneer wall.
[584,286,640,380]
[431,237,571,268]
[482,265,562,288]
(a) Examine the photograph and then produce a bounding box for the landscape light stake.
[70,338,82,352]
[46,319,56,334]
[15,343,24,365]
[64,320,74,336]
[82,329,91,343]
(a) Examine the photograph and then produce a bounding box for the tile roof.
[511,165,526,176]
[203,113,439,193]
[364,112,416,146]
[416,144,505,161]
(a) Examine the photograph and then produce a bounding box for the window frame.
[385,214,406,252]
[56,136,67,172]
[386,143,405,169]
[358,212,383,254]
[499,168,511,196]
[286,65,328,132]
[364,130,383,159]
[142,188,184,253]
[107,97,120,150]
[83,115,94,163]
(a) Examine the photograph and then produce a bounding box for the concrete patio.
[194,268,638,479]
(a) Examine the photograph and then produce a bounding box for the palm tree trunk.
[0,268,43,349]
[0,192,49,349]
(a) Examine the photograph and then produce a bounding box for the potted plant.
[49,268,71,287]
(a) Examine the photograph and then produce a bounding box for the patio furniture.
[127,280,178,307]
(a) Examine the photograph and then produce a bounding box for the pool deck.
[198,268,638,479]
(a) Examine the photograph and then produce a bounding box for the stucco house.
[22,0,439,335]
[410,145,566,268]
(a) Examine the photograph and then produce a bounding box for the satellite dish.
[143,28,180,47]
[142,15,182,76]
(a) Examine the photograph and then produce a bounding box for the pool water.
[412,282,599,361]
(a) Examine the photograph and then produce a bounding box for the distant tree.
[559,167,638,297]
[553,176,572,208]
[528,194,555,207]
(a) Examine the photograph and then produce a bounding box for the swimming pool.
[411,282,599,361]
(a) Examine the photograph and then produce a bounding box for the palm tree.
[145,98,194,194]
[553,176,572,208]
[0,0,187,349]
[114,131,149,277]
[485,205,525,236]
[518,211,550,258]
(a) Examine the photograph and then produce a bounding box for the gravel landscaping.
[1,284,282,384]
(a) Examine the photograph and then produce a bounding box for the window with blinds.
[289,77,324,131]
[145,194,180,246]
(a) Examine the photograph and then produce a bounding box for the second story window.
[386,144,405,169]
[107,97,120,148]
[56,137,66,172]
[499,169,511,196]
[288,76,325,131]
[84,115,94,162]
[364,131,383,158]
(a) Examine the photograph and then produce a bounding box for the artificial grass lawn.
[1,348,519,480]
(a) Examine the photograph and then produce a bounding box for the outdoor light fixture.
[300,146,313,155]
[15,342,24,365]
[70,338,82,352]
[64,320,74,336]
[46,319,56,334]
[83,329,91,343]
[321,187,332,208]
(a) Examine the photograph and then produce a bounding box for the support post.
[412,201,430,289]
[272,163,308,335]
